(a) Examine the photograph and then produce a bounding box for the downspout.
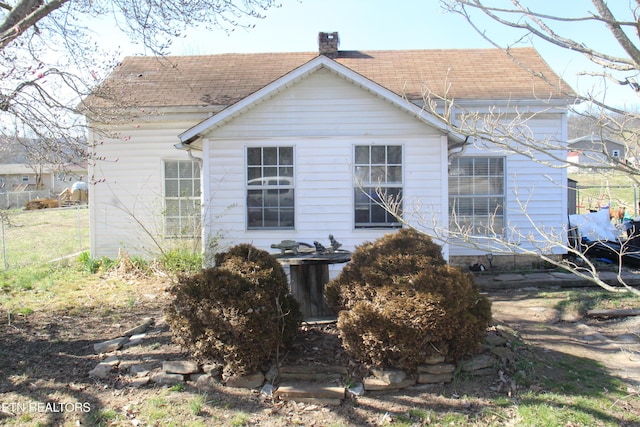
[448,136,470,165]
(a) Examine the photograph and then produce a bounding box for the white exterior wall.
[201,68,447,259]
[89,117,206,258]
[89,66,570,263]
[448,113,569,256]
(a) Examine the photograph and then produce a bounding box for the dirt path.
[490,289,640,388]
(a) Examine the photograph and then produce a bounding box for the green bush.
[158,248,202,275]
[325,228,491,369]
[166,244,302,376]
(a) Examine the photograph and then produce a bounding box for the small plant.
[159,248,202,274]
[169,382,185,392]
[189,394,205,416]
[77,251,116,274]
[166,244,302,377]
[229,412,251,427]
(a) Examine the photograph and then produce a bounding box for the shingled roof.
[87,47,575,110]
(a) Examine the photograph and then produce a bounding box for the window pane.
[179,161,193,178]
[247,147,261,165]
[165,162,179,179]
[355,146,369,164]
[371,146,386,164]
[165,180,179,197]
[263,147,278,165]
[387,166,402,183]
[179,179,193,197]
[387,146,402,164]
[279,147,293,165]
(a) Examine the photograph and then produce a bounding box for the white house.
[83,33,575,269]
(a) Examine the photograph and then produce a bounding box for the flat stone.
[423,354,446,365]
[466,367,496,376]
[278,365,348,382]
[275,382,345,400]
[129,376,150,388]
[459,354,495,372]
[363,377,416,391]
[202,364,222,376]
[417,363,455,375]
[89,363,112,379]
[163,360,200,375]
[129,364,151,376]
[151,372,184,385]
[616,334,639,343]
[417,372,454,384]
[123,317,154,336]
[491,347,516,362]
[484,334,508,347]
[196,374,220,392]
[370,368,406,385]
[93,337,127,353]
[494,274,526,282]
[279,365,348,375]
[225,372,265,389]
[102,355,120,366]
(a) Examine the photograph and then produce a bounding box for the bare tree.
[0,0,277,165]
[391,1,640,293]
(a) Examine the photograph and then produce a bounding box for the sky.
[93,0,640,108]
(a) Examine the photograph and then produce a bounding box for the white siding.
[90,65,570,264]
[201,69,447,259]
[448,113,568,256]
[89,116,206,258]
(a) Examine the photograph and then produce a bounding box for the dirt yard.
[1,280,639,426]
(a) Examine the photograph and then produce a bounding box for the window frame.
[448,156,505,236]
[163,159,202,238]
[353,144,403,229]
[246,146,295,230]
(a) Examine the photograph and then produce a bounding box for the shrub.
[325,228,491,369]
[166,244,302,376]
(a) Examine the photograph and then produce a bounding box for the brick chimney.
[318,32,339,58]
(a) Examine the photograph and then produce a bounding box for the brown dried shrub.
[166,244,302,376]
[325,228,491,369]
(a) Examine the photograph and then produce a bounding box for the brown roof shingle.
[88,47,575,109]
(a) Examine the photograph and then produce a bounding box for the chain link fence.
[0,206,89,269]
[0,190,55,210]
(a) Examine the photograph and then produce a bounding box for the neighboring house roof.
[0,163,86,175]
[86,47,576,111]
[568,135,625,150]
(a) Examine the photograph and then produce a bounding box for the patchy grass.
[570,171,637,214]
[0,207,89,269]
[0,208,639,426]
[552,288,640,317]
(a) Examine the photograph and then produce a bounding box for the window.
[21,175,29,183]
[247,146,294,229]
[354,145,402,228]
[612,149,621,158]
[448,157,505,235]
[164,160,201,237]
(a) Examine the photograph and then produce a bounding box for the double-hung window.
[354,145,402,228]
[448,157,505,235]
[247,146,294,229]
[164,160,201,238]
